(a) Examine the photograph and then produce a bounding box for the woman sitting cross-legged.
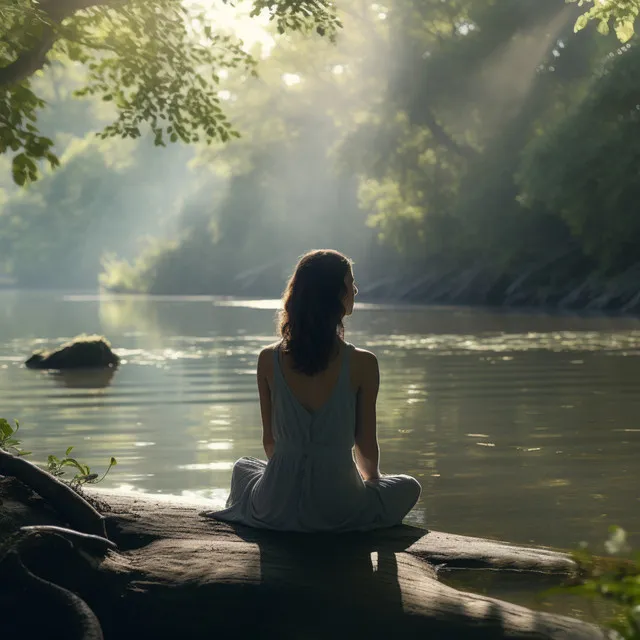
[209,249,422,532]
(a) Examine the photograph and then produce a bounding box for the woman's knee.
[232,457,249,473]
[404,475,422,506]
[381,476,421,525]
[233,456,264,469]
[231,456,258,481]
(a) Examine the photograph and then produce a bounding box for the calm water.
[1,290,639,554]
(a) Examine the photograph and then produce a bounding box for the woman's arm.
[257,349,275,460]
[354,351,381,482]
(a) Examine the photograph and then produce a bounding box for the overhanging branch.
[0,27,56,88]
[0,0,129,88]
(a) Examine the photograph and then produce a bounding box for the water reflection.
[0,290,638,556]
[49,368,117,389]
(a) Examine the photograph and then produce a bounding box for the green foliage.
[0,84,61,186]
[571,0,640,43]
[100,0,382,294]
[519,43,640,272]
[0,0,339,184]
[0,418,31,457]
[100,238,179,293]
[0,417,117,488]
[342,0,604,270]
[249,0,342,38]
[61,1,255,147]
[46,446,117,488]
[97,0,631,297]
[3,0,640,300]
[0,123,196,287]
[547,527,640,639]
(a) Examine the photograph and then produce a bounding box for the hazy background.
[1,0,637,305]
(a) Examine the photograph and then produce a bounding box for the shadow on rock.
[227,524,424,637]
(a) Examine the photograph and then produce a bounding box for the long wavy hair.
[279,250,352,376]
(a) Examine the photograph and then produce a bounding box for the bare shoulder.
[257,342,280,374]
[259,342,280,356]
[350,346,379,390]
[351,346,378,369]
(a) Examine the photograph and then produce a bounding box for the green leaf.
[0,419,13,438]
[615,20,635,43]
[45,152,60,168]
[574,13,589,33]
[66,446,74,456]
[597,19,610,36]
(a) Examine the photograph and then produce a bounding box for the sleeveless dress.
[209,343,422,532]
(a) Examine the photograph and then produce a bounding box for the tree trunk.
[0,0,127,88]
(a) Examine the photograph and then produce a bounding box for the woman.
[210,249,421,531]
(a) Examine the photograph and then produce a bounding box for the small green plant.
[548,527,640,640]
[0,417,116,489]
[46,447,117,488]
[0,418,31,457]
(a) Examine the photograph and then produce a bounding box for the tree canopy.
[0,0,339,184]
[2,0,640,309]
[2,0,638,186]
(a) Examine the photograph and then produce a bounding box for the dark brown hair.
[279,249,352,376]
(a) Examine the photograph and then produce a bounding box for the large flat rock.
[93,489,598,640]
[1,481,603,640]
[96,489,576,573]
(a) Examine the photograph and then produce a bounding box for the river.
[1,290,638,559]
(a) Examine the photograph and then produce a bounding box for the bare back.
[260,341,375,413]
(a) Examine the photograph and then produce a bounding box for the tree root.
[0,449,106,537]
[0,526,108,640]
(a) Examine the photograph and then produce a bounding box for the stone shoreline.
[98,251,640,316]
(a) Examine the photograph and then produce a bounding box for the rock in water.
[25,335,120,370]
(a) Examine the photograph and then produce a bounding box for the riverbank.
[358,252,640,314]
[92,248,640,315]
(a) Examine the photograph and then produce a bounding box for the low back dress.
[210,342,421,532]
